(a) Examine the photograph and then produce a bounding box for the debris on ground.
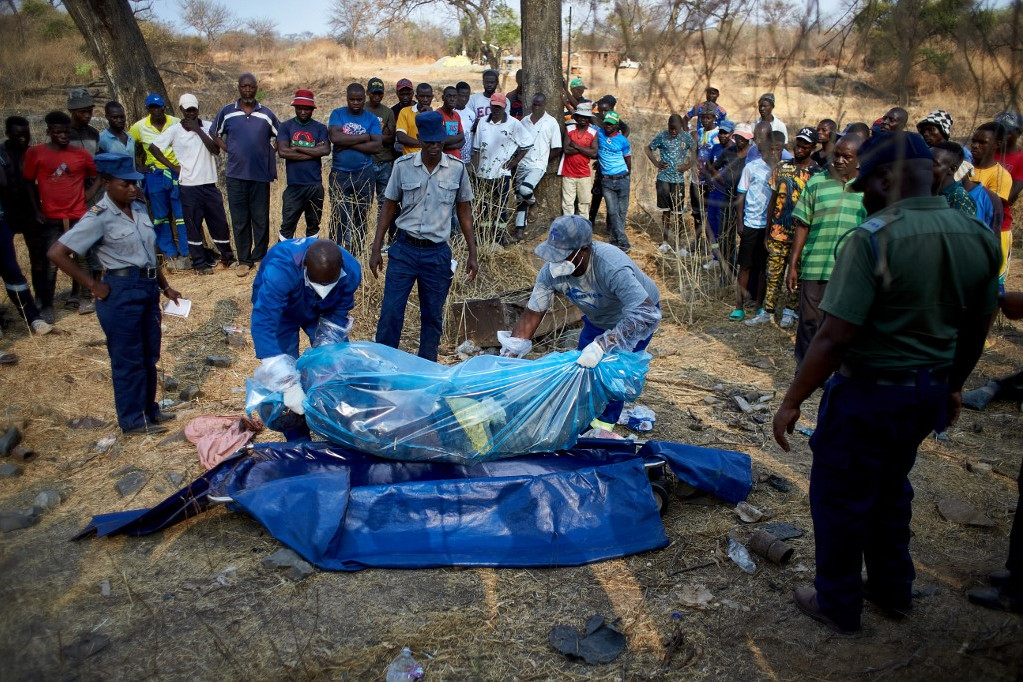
[61,633,110,662]
[0,508,40,532]
[765,475,793,493]
[204,355,232,368]
[262,548,315,581]
[455,339,481,360]
[94,435,118,453]
[0,462,22,478]
[67,416,108,429]
[619,405,655,432]
[0,426,22,455]
[100,580,111,597]
[549,614,627,665]
[8,445,36,462]
[748,529,794,564]
[937,498,996,527]
[679,584,715,608]
[33,490,61,510]
[735,501,764,523]
[759,521,804,540]
[114,469,149,498]
[726,537,757,574]
[180,386,201,401]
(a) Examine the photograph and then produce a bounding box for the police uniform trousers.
[96,268,162,431]
[808,370,947,630]
[0,216,42,324]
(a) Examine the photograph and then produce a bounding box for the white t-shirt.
[152,120,218,186]
[468,93,492,121]
[755,116,788,144]
[519,112,562,170]
[456,106,476,162]
[472,116,533,179]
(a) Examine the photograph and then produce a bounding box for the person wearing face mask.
[250,238,362,437]
[500,215,661,432]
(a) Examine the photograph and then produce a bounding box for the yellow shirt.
[971,163,1012,201]
[129,114,180,168]
[396,106,427,156]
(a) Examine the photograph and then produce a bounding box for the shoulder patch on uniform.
[858,209,899,234]
[395,152,416,163]
[88,205,106,215]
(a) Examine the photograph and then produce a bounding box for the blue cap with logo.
[535,215,593,262]
[95,153,144,181]
[145,93,165,108]
[851,132,933,192]
[718,119,735,133]
[415,110,446,143]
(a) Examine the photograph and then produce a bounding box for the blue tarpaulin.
[76,439,752,571]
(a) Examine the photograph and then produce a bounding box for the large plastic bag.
[291,341,649,463]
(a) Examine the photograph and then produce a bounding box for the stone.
[67,416,108,429]
[765,475,793,493]
[33,490,61,510]
[100,579,111,597]
[701,396,720,405]
[180,386,201,402]
[94,435,117,453]
[157,430,187,447]
[166,472,185,486]
[0,426,22,456]
[967,461,993,475]
[204,355,232,368]
[0,508,40,532]
[749,356,775,370]
[61,633,110,662]
[735,501,764,523]
[732,395,754,414]
[115,470,149,497]
[937,498,996,527]
[0,462,22,478]
[9,446,36,462]
[226,332,248,348]
[162,375,179,392]
[262,548,315,581]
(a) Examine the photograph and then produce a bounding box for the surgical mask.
[304,268,340,299]
[548,251,580,278]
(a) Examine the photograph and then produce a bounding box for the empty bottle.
[385,647,424,682]
[727,537,757,574]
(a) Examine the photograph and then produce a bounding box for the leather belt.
[106,266,158,279]
[838,363,950,387]
[603,172,630,179]
[400,231,442,248]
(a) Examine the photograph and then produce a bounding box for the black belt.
[839,363,949,387]
[106,266,158,279]
[603,172,630,179]
[399,232,443,248]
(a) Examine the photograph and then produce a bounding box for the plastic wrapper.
[619,405,655,432]
[254,354,299,391]
[293,341,650,463]
[312,316,353,348]
[244,378,306,434]
[599,300,662,352]
[497,330,532,358]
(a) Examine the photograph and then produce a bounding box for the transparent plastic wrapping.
[312,316,353,348]
[253,354,300,392]
[598,300,662,352]
[497,330,532,358]
[291,341,650,463]
[244,377,306,433]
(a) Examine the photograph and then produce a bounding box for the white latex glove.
[282,383,307,415]
[497,330,532,358]
[576,340,605,368]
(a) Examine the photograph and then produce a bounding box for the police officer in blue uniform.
[772,133,1000,633]
[251,237,361,438]
[48,153,182,434]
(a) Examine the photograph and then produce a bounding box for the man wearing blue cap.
[501,215,661,431]
[48,153,183,435]
[370,110,478,362]
[129,93,190,269]
[773,132,1000,634]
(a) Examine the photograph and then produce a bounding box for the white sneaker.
[702,259,719,271]
[31,319,53,335]
[780,311,797,328]
[745,310,772,326]
[658,242,672,254]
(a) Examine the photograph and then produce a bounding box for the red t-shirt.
[996,150,1023,231]
[560,123,597,178]
[438,108,464,160]
[23,144,96,220]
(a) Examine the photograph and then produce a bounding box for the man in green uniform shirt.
[773,132,1000,634]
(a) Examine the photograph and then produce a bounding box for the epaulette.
[858,208,900,234]
[88,204,106,215]
[395,152,416,163]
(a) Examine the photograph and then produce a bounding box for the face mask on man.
[304,268,340,299]
[548,250,580,278]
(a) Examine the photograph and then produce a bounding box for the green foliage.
[74,62,93,77]
[490,4,520,51]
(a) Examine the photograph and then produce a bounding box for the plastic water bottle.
[727,537,757,574]
[385,647,424,681]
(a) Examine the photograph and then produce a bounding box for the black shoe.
[863,581,912,620]
[967,586,1023,613]
[794,587,861,634]
[989,568,1012,588]
[149,411,176,424]
[122,423,169,435]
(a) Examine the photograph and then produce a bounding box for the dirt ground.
[1,59,1022,680]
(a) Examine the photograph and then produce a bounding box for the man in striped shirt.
[787,133,866,365]
[210,73,281,276]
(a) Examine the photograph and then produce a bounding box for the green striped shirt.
[792,172,866,281]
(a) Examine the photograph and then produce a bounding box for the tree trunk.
[63,0,168,123]
[520,0,563,235]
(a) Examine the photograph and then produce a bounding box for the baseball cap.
[535,215,594,262]
[603,111,621,125]
[718,119,735,133]
[732,123,754,140]
[291,89,316,108]
[795,127,819,144]
[569,77,585,89]
[145,93,165,108]
[415,111,446,143]
[95,152,144,181]
[916,110,954,140]
[67,88,94,110]
[368,77,385,94]
[994,109,1022,133]
[490,92,508,108]
[396,78,414,91]
[851,132,933,192]
[759,93,775,104]
[573,104,595,117]
[178,93,199,110]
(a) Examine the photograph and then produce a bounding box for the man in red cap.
[277,89,329,240]
[391,79,414,157]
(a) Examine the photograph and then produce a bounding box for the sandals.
[728,309,746,321]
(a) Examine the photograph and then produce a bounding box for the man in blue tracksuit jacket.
[251,237,361,438]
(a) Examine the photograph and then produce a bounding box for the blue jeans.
[371,160,393,214]
[602,174,631,249]
[375,233,453,361]
[95,271,162,431]
[328,166,374,256]
[809,371,947,630]
[577,315,652,425]
[145,169,187,257]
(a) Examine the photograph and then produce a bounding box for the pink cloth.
[185,415,262,470]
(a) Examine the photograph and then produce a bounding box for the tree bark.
[520,0,563,234]
[63,0,168,123]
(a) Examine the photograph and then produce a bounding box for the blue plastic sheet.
[250,341,651,463]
